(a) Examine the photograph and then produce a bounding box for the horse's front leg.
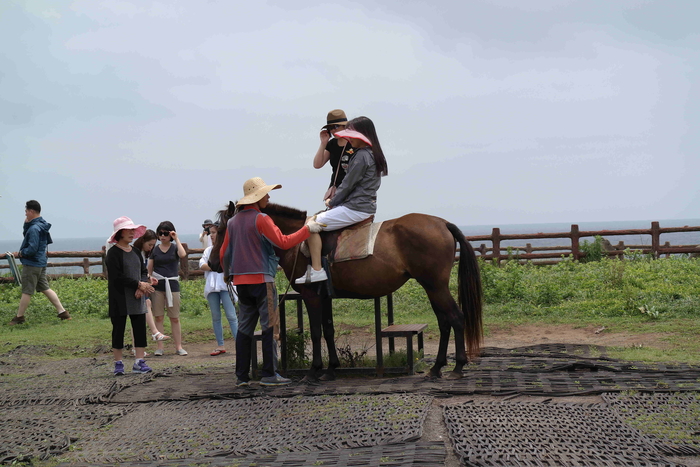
[319,296,339,381]
[300,290,324,383]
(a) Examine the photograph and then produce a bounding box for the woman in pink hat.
[296,116,389,284]
[106,216,157,376]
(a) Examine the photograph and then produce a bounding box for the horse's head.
[214,201,237,230]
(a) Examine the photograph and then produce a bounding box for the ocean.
[1,220,699,275]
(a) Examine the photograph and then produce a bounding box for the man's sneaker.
[57,311,71,320]
[8,316,25,326]
[294,267,328,284]
[154,349,164,356]
[236,379,250,388]
[132,359,152,374]
[114,360,125,376]
[260,373,292,386]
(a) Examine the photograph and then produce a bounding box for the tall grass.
[2,255,700,362]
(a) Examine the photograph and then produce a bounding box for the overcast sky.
[1,0,699,240]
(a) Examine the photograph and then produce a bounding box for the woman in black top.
[148,221,187,356]
[106,216,155,376]
[313,109,356,202]
[133,229,170,344]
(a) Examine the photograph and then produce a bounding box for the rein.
[277,241,301,306]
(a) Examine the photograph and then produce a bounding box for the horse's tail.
[446,222,483,361]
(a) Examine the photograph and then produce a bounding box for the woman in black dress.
[106,216,156,376]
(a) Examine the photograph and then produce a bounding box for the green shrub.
[580,235,606,263]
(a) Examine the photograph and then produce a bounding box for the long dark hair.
[133,229,157,257]
[209,201,237,273]
[347,116,388,177]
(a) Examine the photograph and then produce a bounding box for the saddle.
[304,216,383,264]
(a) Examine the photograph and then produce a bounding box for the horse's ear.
[226,201,236,217]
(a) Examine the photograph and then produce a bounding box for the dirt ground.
[165,322,670,365]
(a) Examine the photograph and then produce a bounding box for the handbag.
[323,142,347,202]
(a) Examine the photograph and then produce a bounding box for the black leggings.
[111,314,147,349]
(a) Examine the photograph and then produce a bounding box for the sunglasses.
[158,231,171,237]
[327,124,344,131]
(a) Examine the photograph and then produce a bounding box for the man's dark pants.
[235,282,278,381]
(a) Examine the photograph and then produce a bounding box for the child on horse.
[220,177,323,386]
[296,116,389,284]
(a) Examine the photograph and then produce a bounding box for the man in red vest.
[221,178,323,387]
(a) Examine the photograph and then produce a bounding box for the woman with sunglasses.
[132,229,170,344]
[148,221,188,356]
[313,109,355,202]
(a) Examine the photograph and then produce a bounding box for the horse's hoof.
[319,373,335,382]
[428,370,442,379]
[444,370,464,380]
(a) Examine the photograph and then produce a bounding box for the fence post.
[571,225,580,261]
[82,258,90,275]
[101,246,108,279]
[651,222,660,259]
[181,243,190,280]
[491,228,501,265]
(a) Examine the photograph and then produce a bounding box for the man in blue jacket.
[8,200,71,325]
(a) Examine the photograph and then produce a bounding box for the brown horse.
[244,203,484,382]
[215,202,482,381]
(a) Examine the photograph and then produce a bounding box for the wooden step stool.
[380,323,428,375]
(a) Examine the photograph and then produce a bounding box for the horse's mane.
[214,201,307,225]
[262,203,307,221]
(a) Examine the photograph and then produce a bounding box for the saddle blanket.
[333,221,383,263]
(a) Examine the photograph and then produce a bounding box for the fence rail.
[465,222,700,264]
[0,244,205,282]
[1,221,698,282]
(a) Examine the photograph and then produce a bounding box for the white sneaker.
[294,267,328,284]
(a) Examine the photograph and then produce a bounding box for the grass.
[2,255,700,363]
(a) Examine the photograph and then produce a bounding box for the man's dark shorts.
[21,266,50,295]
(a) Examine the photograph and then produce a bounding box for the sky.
[1,0,699,240]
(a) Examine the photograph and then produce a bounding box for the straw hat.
[237,177,282,206]
[322,109,348,129]
[108,216,147,243]
[202,219,214,228]
[334,129,372,147]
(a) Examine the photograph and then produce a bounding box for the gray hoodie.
[329,148,380,214]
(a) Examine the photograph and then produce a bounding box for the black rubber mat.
[443,400,684,467]
[53,441,446,467]
[603,392,700,457]
[51,395,431,464]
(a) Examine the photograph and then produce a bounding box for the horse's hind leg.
[430,311,452,378]
[426,287,467,379]
[319,296,340,381]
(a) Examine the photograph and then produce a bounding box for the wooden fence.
[0,244,205,283]
[1,221,698,282]
[466,221,700,265]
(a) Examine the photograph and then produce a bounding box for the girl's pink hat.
[334,129,372,147]
[108,216,147,243]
